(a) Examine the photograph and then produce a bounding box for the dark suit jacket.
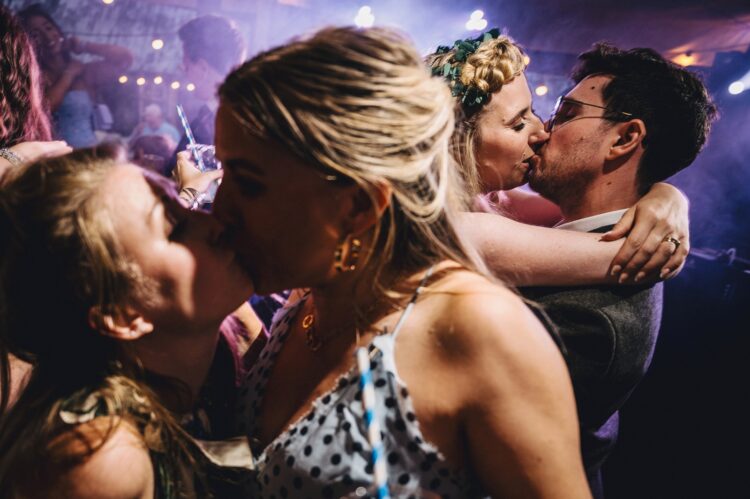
[522,224,663,497]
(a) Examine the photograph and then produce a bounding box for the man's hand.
[601,183,689,283]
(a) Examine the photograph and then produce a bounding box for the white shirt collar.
[555,208,629,233]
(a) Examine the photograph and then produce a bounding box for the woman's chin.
[500,176,526,191]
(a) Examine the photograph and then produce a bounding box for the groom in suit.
[525,42,717,498]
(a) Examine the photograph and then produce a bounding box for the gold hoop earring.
[334,236,362,272]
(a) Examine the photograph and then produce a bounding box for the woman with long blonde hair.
[211,26,591,497]
[0,149,257,497]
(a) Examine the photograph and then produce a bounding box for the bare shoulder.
[415,270,589,497]
[396,266,575,443]
[52,418,154,499]
[423,269,556,357]
[412,268,568,393]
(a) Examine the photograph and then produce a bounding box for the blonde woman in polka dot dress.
[212,27,592,498]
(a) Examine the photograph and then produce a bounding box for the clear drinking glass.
[188,143,222,172]
[186,144,222,207]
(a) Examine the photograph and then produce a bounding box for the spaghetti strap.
[390,265,434,340]
[237,263,481,498]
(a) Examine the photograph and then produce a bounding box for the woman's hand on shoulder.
[602,182,689,283]
[428,272,591,498]
[52,418,154,498]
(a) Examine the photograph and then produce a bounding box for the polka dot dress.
[236,297,485,498]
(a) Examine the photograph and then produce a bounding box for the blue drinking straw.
[356,347,391,499]
[175,104,205,171]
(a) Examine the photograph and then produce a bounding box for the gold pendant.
[302,313,322,351]
[302,313,315,329]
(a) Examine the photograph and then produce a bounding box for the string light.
[354,6,375,28]
[101,0,114,4]
[170,81,181,90]
[728,81,745,95]
[136,77,146,86]
[672,51,697,67]
[153,76,163,85]
[535,85,549,96]
[118,75,128,84]
[466,10,488,31]
[186,83,196,92]
[151,39,164,50]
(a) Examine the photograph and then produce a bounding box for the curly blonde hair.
[427,35,527,195]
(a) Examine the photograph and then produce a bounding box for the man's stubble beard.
[529,147,598,212]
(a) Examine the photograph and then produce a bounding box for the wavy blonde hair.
[427,35,527,195]
[219,26,490,305]
[0,150,195,497]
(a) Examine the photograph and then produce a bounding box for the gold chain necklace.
[300,266,435,352]
[300,312,354,352]
[300,297,389,352]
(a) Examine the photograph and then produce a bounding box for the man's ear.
[88,306,154,341]
[343,182,393,237]
[607,119,646,161]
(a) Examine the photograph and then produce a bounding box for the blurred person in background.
[0,5,70,181]
[19,3,133,148]
[130,103,180,145]
[167,14,246,175]
[131,134,176,177]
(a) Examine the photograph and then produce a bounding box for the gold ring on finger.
[662,235,681,251]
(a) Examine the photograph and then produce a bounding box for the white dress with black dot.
[236,296,486,499]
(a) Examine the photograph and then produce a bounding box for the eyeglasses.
[545,96,634,133]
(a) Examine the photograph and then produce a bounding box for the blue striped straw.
[175,104,205,171]
[356,347,390,499]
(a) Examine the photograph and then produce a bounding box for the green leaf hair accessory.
[431,28,502,111]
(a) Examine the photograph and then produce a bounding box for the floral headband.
[431,28,501,110]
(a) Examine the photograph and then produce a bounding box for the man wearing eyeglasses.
[524,43,717,498]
